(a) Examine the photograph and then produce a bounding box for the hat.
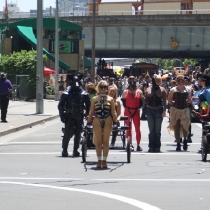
[154,74,162,86]
[200,74,210,81]
[0,72,6,78]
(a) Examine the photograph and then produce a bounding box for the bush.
[0,50,47,100]
[46,86,55,95]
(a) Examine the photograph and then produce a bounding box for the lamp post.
[91,0,96,80]
[54,0,59,101]
[36,0,44,114]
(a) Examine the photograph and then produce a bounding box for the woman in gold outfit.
[87,80,117,168]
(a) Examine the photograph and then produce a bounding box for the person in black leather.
[145,74,167,153]
[58,74,90,157]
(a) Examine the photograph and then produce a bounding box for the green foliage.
[46,86,55,95]
[182,58,199,68]
[0,50,47,99]
[156,58,177,70]
[155,58,199,70]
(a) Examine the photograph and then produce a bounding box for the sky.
[0,0,56,12]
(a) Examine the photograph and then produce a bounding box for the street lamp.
[36,0,44,113]
[54,0,59,101]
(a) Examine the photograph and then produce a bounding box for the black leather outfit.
[148,92,163,107]
[58,86,90,154]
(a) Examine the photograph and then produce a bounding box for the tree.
[182,58,199,70]
[0,50,47,99]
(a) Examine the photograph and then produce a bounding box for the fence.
[1,9,210,19]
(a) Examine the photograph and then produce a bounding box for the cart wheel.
[82,138,87,163]
[122,132,126,149]
[126,137,131,163]
[201,135,208,162]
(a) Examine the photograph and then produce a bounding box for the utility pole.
[55,0,59,101]
[36,0,44,114]
[91,0,96,80]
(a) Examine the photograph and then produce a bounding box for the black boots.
[176,140,188,151]
[183,139,188,151]
[62,149,68,157]
[176,143,181,151]
[73,150,80,157]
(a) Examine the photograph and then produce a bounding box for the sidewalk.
[0,99,59,137]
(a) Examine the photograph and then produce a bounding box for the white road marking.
[0,152,201,155]
[0,178,210,182]
[0,181,161,210]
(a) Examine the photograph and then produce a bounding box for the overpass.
[1,14,210,58]
[79,14,210,58]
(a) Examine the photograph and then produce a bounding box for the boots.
[62,136,69,157]
[73,133,81,156]
[176,143,181,151]
[101,160,107,168]
[62,149,68,157]
[96,160,102,168]
[73,150,80,157]
[183,139,188,151]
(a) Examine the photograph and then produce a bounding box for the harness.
[95,94,111,128]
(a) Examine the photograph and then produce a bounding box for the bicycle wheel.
[126,137,131,163]
[201,135,208,162]
[82,137,87,163]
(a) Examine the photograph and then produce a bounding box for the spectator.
[108,85,121,147]
[141,75,151,120]
[58,76,65,99]
[0,72,13,123]
[204,62,210,75]
[85,74,92,85]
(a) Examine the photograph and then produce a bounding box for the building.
[3,2,20,13]
[30,7,56,18]
[87,0,210,16]
[0,18,86,73]
[59,0,93,16]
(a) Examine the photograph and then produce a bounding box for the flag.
[3,0,9,21]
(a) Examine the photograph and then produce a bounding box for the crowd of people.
[57,64,210,168]
[1,62,209,169]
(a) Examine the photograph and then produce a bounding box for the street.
[0,116,210,210]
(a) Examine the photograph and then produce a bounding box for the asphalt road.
[0,116,210,210]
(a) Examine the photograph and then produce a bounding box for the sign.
[57,40,71,53]
[49,40,79,54]
[82,34,86,39]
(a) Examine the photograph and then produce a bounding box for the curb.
[0,115,59,137]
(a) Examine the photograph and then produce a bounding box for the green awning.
[17,26,70,70]
[84,57,92,68]
[9,18,82,31]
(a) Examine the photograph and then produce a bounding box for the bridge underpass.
[83,25,210,58]
[1,14,210,58]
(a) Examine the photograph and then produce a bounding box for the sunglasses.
[177,79,184,82]
[100,86,107,89]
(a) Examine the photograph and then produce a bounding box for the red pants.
[124,109,141,145]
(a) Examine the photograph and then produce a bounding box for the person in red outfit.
[121,76,144,151]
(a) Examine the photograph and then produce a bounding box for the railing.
[0,9,210,19]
